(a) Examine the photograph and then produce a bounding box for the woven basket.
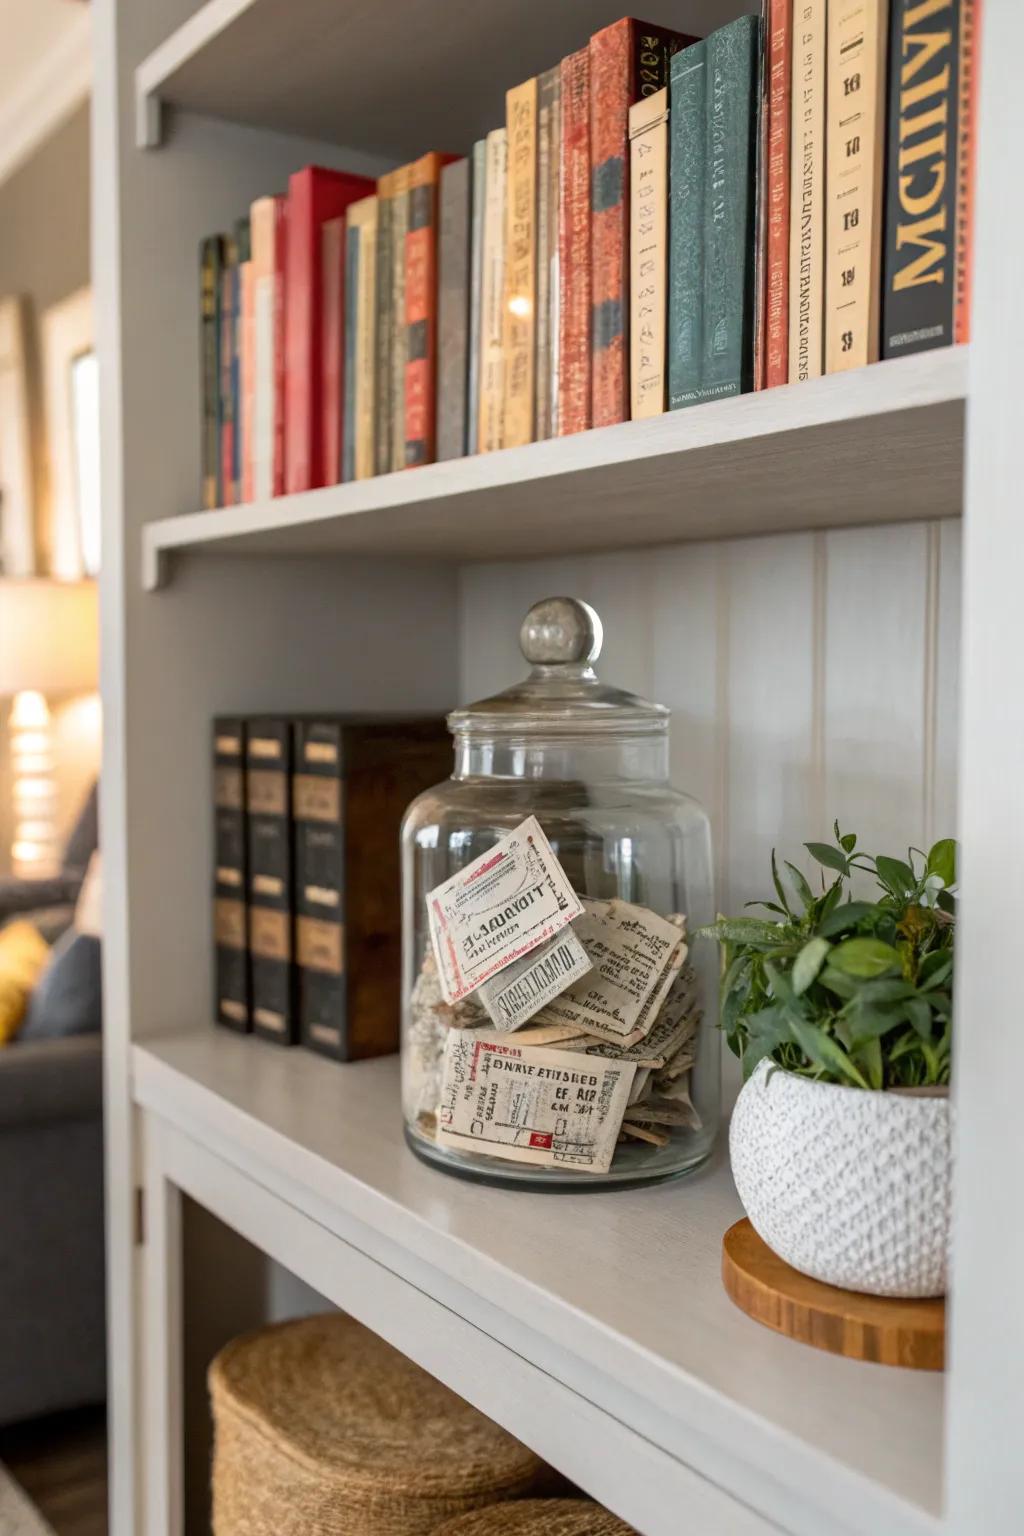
[209,1314,548,1536]
[432,1500,636,1535]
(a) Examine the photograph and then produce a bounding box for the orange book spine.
[405,152,456,468]
[766,0,792,387]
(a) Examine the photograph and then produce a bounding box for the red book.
[321,216,345,486]
[765,0,792,388]
[404,152,457,468]
[955,0,981,345]
[558,47,591,436]
[284,165,373,494]
[589,18,694,428]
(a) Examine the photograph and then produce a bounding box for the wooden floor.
[0,1407,107,1536]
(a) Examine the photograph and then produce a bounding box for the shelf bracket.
[136,89,162,150]
[143,538,170,592]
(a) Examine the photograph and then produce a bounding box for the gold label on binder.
[293,773,341,822]
[216,866,242,888]
[219,999,247,1023]
[304,741,339,765]
[250,907,290,961]
[254,1007,285,1033]
[297,916,343,974]
[309,1022,341,1048]
[305,884,340,908]
[215,734,242,756]
[252,873,284,898]
[215,766,243,809]
[214,898,246,949]
[247,769,287,815]
[249,737,283,760]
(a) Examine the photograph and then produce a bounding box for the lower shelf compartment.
[132,1030,944,1536]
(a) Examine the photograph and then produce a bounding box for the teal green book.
[700,14,760,403]
[668,40,707,410]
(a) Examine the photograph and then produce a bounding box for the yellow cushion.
[0,920,50,1044]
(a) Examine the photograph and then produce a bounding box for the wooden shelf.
[142,347,966,588]
[133,1030,943,1536]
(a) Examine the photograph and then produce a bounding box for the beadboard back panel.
[459,518,962,917]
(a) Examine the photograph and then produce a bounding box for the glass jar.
[401,597,718,1189]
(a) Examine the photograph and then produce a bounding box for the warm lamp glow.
[9,690,49,728]
[507,295,531,318]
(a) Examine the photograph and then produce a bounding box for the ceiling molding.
[0,4,91,190]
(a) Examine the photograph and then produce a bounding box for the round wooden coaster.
[722,1219,945,1370]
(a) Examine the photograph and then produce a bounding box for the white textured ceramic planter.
[730,1060,951,1298]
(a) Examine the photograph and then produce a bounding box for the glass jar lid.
[448,597,669,740]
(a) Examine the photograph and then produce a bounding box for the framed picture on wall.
[42,285,99,578]
[0,295,37,576]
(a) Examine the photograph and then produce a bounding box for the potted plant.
[699,828,955,1299]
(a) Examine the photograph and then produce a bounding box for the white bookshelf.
[95,1,1024,1534]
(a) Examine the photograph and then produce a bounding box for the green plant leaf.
[853,1035,884,1090]
[784,860,815,912]
[830,937,902,978]
[919,951,953,990]
[819,964,860,1000]
[904,996,933,1040]
[770,849,793,917]
[805,841,850,875]
[745,900,789,917]
[792,936,830,995]
[787,1017,869,1088]
[936,888,957,915]
[840,832,857,853]
[816,900,879,938]
[926,838,957,888]
[875,856,916,896]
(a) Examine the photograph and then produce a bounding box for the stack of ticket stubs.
[407,817,701,1177]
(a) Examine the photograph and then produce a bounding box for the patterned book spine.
[247,718,296,1045]
[558,47,591,435]
[213,718,250,1032]
[200,236,223,509]
[467,140,487,455]
[346,195,378,481]
[405,152,452,468]
[374,172,395,476]
[590,19,691,429]
[629,87,669,417]
[437,158,471,462]
[534,67,559,441]
[503,77,539,449]
[478,127,508,453]
[547,70,563,435]
[668,41,707,409]
[883,0,959,358]
[389,164,412,472]
[788,0,827,380]
[766,0,793,387]
[701,15,761,403]
[342,220,360,481]
[825,0,890,372]
[954,0,979,343]
[219,235,237,506]
[321,215,345,486]
[232,219,250,501]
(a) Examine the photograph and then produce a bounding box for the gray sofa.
[0,788,106,1427]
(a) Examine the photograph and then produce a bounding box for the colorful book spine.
[250,196,286,503]
[240,257,255,502]
[284,165,374,495]
[232,218,250,501]
[321,215,345,486]
[668,41,707,409]
[437,158,471,462]
[374,171,396,476]
[825,0,889,372]
[246,718,296,1045]
[882,0,960,358]
[535,67,560,440]
[405,152,452,469]
[629,87,669,417]
[478,127,508,453]
[788,0,827,381]
[503,77,539,450]
[766,0,793,387]
[701,15,761,403]
[590,18,692,429]
[219,234,237,506]
[213,718,249,1032]
[346,194,377,481]
[389,163,412,472]
[954,0,979,344]
[200,235,224,509]
[342,216,360,482]
[558,47,592,436]
[467,140,487,455]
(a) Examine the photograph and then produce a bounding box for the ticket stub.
[534,899,685,1044]
[475,927,592,1031]
[426,817,584,1003]
[436,1033,636,1174]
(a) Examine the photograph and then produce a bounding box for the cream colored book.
[478,127,508,454]
[347,194,377,482]
[629,87,669,419]
[825,0,889,372]
[788,0,827,382]
[503,78,538,449]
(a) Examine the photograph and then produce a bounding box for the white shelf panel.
[142,349,966,589]
[133,1030,944,1536]
[134,0,736,154]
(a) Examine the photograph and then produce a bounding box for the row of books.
[199,3,979,509]
[213,715,449,1057]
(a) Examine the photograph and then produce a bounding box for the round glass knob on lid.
[448,597,669,738]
